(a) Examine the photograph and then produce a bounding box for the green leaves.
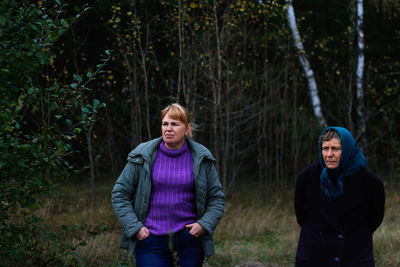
[73,73,83,82]
[80,99,106,126]
[60,19,68,27]
[66,118,72,126]
[0,0,108,265]
[0,15,6,26]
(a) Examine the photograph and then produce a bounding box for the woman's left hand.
[185,222,207,237]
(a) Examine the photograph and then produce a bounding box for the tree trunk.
[286,0,327,128]
[355,0,367,152]
[87,119,96,207]
[211,0,223,187]
[177,0,183,102]
[135,11,152,140]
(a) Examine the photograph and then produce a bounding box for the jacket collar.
[187,138,215,162]
[128,137,215,163]
[128,137,162,163]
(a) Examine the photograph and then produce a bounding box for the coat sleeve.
[294,167,309,227]
[111,161,144,239]
[367,172,385,233]
[197,161,225,235]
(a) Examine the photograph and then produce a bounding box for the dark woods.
[56,0,399,189]
[2,0,400,196]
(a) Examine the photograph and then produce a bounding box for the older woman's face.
[321,138,342,169]
[161,112,191,150]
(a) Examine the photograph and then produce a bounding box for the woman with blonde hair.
[112,103,225,266]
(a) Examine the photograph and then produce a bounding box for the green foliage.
[0,1,106,265]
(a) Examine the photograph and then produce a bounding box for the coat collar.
[319,172,365,233]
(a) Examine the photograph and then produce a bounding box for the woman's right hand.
[136,226,150,240]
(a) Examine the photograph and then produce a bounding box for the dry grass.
[374,183,400,267]
[39,181,400,266]
[208,186,298,266]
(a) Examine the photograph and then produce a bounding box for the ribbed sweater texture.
[145,141,196,235]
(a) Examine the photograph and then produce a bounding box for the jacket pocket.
[184,228,202,239]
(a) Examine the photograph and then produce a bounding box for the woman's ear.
[186,123,192,136]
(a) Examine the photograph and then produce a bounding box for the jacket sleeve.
[111,161,144,239]
[197,161,225,235]
[367,172,385,233]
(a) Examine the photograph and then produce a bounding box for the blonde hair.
[161,103,192,138]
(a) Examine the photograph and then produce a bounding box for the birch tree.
[355,0,367,151]
[286,0,327,128]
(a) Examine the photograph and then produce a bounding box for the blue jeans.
[135,229,204,267]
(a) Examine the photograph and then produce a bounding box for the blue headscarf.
[319,127,368,200]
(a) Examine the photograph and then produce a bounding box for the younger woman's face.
[161,113,190,150]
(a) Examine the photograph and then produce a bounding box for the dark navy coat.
[294,162,385,267]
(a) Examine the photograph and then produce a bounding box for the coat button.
[334,257,340,262]
[338,234,344,239]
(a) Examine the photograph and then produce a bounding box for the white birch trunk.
[286,0,327,127]
[356,0,367,150]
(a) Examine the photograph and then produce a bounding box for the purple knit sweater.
[145,141,197,235]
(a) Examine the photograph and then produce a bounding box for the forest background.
[1,0,400,266]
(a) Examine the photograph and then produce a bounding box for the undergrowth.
[38,180,400,266]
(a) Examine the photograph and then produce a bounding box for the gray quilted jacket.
[111,137,225,259]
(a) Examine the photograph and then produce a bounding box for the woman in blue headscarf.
[294,127,385,267]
